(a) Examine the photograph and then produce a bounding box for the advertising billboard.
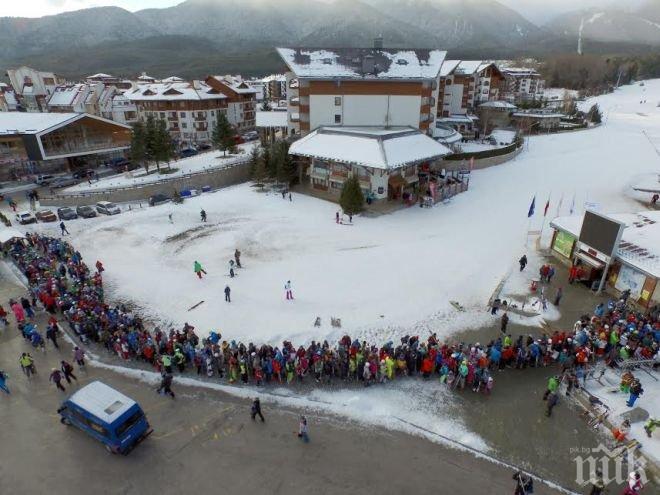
[578,211,625,259]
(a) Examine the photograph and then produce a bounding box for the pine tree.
[273,140,296,185]
[588,103,602,124]
[262,144,274,179]
[130,121,147,173]
[248,145,261,178]
[143,115,158,174]
[252,148,268,184]
[153,119,174,171]
[339,175,364,215]
[212,112,235,157]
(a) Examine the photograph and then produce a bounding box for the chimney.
[362,55,375,75]
[373,36,384,49]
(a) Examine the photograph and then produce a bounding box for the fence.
[40,158,251,207]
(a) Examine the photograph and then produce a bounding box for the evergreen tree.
[248,145,261,178]
[252,148,268,183]
[212,112,234,157]
[153,119,174,171]
[588,103,602,124]
[262,144,275,179]
[143,115,158,173]
[273,140,297,185]
[130,121,147,173]
[339,175,364,215]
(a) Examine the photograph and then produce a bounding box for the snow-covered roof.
[277,48,447,80]
[432,124,462,144]
[440,60,461,78]
[437,114,479,124]
[551,211,660,278]
[479,100,517,110]
[289,126,451,170]
[162,76,184,83]
[209,76,258,94]
[502,67,540,77]
[48,84,86,107]
[126,81,226,102]
[68,381,137,424]
[632,174,660,193]
[489,129,517,145]
[137,74,155,81]
[513,112,564,119]
[0,227,25,244]
[256,111,287,128]
[87,73,114,79]
[455,61,483,76]
[0,112,130,136]
[261,74,286,83]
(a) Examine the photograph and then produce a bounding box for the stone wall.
[40,159,251,207]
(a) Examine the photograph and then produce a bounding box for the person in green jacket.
[644,418,659,438]
[543,375,559,400]
[193,260,207,279]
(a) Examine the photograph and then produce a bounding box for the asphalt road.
[0,263,564,495]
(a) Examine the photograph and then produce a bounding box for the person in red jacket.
[421,356,434,379]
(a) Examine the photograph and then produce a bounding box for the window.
[182,123,187,129]
[334,97,342,106]
[180,112,186,118]
[116,410,144,437]
[334,114,341,124]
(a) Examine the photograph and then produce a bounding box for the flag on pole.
[544,198,550,217]
[569,193,576,215]
[528,196,536,218]
[556,193,564,216]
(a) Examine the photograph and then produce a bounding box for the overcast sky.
[1,0,649,22]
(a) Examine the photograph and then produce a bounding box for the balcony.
[194,114,206,121]
[289,97,299,106]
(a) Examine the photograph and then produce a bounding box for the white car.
[15,211,37,224]
[95,201,121,215]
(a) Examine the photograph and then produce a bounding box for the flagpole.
[539,192,551,240]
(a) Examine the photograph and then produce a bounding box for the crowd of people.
[3,234,658,410]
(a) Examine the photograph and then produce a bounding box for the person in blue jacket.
[0,370,9,394]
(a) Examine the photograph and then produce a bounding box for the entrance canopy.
[289,126,451,171]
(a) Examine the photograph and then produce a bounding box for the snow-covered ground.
[583,367,660,465]
[36,80,658,346]
[23,79,660,463]
[61,142,257,194]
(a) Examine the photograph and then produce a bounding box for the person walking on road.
[251,398,265,422]
[49,368,66,392]
[200,209,207,222]
[519,255,528,272]
[73,347,86,369]
[543,375,560,400]
[61,360,77,384]
[156,371,175,399]
[285,280,294,300]
[0,370,10,394]
[194,260,207,280]
[545,391,559,417]
[224,285,231,303]
[298,415,309,443]
[46,322,59,349]
[627,379,643,407]
[19,353,36,377]
[234,249,242,268]
[554,287,563,306]
[59,221,69,236]
[500,312,509,333]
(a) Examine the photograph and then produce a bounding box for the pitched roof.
[126,81,226,101]
[289,126,451,170]
[0,112,130,136]
[440,60,461,77]
[277,47,447,80]
[454,61,483,76]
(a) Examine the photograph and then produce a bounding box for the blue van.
[58,381,153,454]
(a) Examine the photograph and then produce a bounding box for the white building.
[6,66,66,112]
[501,68,545,103]
[0,83,19,112]
[205,75,257,130]
[108,93,139,126]
[276,47,446,137]
[125,80,229,146]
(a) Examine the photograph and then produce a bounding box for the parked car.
[36,209,57,222]
[72,169,95,180]
[50,176,78,189]
[76,205,97,218]
[232,135,245,145]
[58,381,153,454]
[96,201,121,215]
[197,143,212,151]
[179,148,198,158]
[57,207,78,221]
[242,131,259,142]
[35,174,55,186]
[15,211,37,225]
[148,193,171,207]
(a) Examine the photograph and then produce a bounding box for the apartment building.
[501,67,545,103]
[276,47,446,137]
[6,66,66,112]
[205,75,257,130]
[125,80,228,146]
[0,83,19,112]
[261,74,287,102]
